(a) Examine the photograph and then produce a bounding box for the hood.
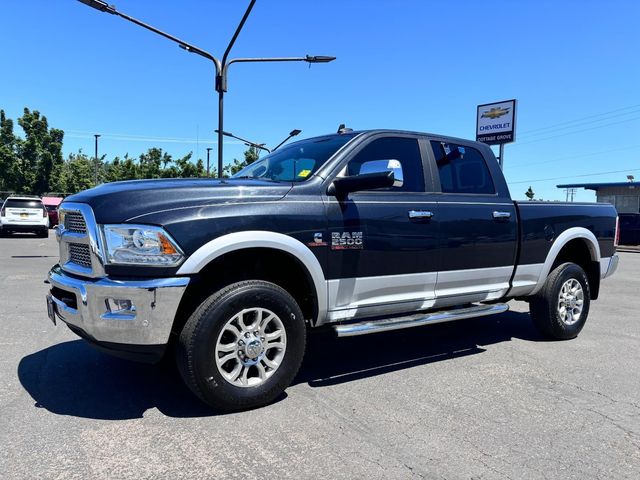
[64,178,293,224]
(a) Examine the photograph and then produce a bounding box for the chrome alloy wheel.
[557,278,584,326]
[214,307,287,388]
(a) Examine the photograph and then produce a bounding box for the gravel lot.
[1,234,638,479]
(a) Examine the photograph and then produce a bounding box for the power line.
[512,114,640,146]
[517,103,640,136]
[517,107,640,140]
[506,143,640,169]
[64,133,242,145]
[64,129,208,141]
[509,167,640,185]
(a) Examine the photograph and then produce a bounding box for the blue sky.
[1,0,639,201]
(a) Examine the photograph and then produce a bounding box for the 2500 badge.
[331,231,363,250]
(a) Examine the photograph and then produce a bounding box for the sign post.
[476,99,517,169]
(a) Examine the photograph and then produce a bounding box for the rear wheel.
[530,262,591,340]
[176,280,306,411]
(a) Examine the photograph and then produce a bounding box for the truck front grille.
[64,212,87,234]
[68,243,92,268]
[58,204,105,278]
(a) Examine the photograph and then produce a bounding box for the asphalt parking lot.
[0,234,638,479]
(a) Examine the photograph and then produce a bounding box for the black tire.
[176,280,306,411]
[530,262,591,340]
[39,229,49,238]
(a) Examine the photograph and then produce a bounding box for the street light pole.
[206,147,212,177]
[76,0,335,178]
[94,134,101,185]
[216,0,257,179]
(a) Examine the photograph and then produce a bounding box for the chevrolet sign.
[476,99,517,145]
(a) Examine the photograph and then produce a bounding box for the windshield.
[232,134,356,182]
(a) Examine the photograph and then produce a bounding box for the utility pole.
[77,0,335,179]
[564,187,576,202]
[206,147,212,177]
[94,134,101,185]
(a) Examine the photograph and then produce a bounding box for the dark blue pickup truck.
[46,129,619,410]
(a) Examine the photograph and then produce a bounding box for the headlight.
[101,224,184,266]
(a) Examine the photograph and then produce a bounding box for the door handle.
[492,211,511,220]
[408,210,434,220]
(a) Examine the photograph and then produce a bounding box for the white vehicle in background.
[0,196,49,238]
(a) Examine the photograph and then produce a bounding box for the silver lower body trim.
[47,265,189,345]
[508,263,544,297]
[325,266,513,324]
[334,303,509,337]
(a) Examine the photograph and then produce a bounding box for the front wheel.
[176,280,306,411]
[529,262,591,340]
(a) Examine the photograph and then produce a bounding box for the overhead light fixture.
[77,0,117,14]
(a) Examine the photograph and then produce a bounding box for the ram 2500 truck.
[46,130,619,411]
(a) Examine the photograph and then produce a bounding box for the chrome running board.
[334,303,509,337]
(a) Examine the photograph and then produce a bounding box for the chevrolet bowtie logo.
[481,107,510,119]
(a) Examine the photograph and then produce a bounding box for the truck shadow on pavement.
[18,310,540,419]
[18,340,217,420]
[295,310,541,387]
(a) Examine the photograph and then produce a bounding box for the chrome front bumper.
[47,265,189,346]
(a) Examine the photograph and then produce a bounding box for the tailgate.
[5,207,44,222]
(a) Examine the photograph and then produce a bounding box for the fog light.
[105,298,135,314]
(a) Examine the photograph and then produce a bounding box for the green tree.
[0,110,19,191]
[224,146,260,177]
[51,152,94,193]
[175,152,202,177]
[120,154,139,181]
[138,148,172,179]
[525,186,535,201]
[195,158,206,177]
[17,108,64,194]
[1,107,231,194]
[104,156,123,183]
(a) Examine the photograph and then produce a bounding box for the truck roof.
[300,129,488,150]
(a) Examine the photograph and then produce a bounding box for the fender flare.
[177,231,327,323]
[530,227,601,295]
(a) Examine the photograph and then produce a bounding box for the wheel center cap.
[245,339,263,359]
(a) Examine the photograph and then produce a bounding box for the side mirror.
[327,171,395,197]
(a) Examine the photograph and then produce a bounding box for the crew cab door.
[427,139,517,306]
[323,134,440,321]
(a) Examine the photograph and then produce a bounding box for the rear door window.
[431,141,495,194]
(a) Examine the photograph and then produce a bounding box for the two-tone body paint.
[61,130,619,326]
[515,201,617,263]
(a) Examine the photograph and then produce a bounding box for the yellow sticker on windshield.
[298,169,311,178]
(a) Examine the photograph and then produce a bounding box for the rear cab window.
[430,141,495,195]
